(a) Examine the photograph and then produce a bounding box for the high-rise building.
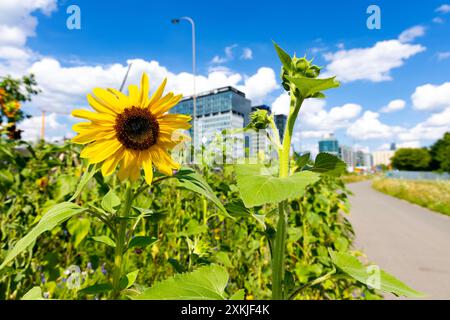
[339,145,355,168]
[372,150,395,167]
[170,86,252,153]
[390,142,397,151]
[274,114,287,140]
[318,133,339,156]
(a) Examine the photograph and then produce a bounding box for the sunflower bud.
[247,109,271,130]
[292,57,309,73]
[305,65,321,78]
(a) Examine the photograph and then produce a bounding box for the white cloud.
[0,0,57,75]
[323,40,425,82]
[380,99,406,113]
[299,102,362,131]
[411,82,450,111]
[398,25,426,43]
[241,48,253,60]
[271,92,290,115]
[433,17,445,24]
[437,51,450,60]
[436,4,450,13]
[18,112,74,142]
[237,67,278,104]
[211,44,238,64]
[346,111,402,140]
[26,58,278,114]
[422,107,450,127]
[271,93,362,139]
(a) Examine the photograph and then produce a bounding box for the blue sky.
[1,0,449,153]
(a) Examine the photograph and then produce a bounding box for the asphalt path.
[347,181,450,299]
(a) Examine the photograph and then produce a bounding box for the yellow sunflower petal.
[139,73,149,108]
[108,88,131,107]
[128,84,140,106]
[101,147,125,176]
[142,154,153,184]
[87,93,117,115]
[159,114,192,131]
[117,149,135,181]
[72,128,116,144]
[152,94,183,116]
[149,145,180,176]
[148,78,167,107]
[92,88,123,112]
[72,122,92,133]
[80,138,122,164]
[72,109,116,124]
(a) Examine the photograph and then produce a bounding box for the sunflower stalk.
[111,182,134,299]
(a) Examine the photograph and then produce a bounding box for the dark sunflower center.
[115,106,159,150]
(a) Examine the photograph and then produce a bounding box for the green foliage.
[174,167,231,218]
[0,202,86,270]
[133,265,229,300]
[310,152,347,176]
[235,164,320,207]
[391,148,431,171]
[0,141,386,300]
[330,251,424,298]
[430,132,450,172]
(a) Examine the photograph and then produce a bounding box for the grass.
[341,174,373,184]
[372,178,450,216]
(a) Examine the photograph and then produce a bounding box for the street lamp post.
[172,17,197,161]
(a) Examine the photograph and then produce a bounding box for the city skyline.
[1,0,449,153]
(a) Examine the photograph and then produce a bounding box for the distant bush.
[391,148,431,171]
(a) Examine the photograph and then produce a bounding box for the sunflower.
[71,73,191,184]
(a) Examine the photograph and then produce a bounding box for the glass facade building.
[318,133,339,156]
[170,86,252,153]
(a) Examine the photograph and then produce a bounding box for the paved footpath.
[347,181,450,299]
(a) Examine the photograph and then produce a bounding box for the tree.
[0,74,40,140]
[391,148,431,171]
[430,132,450,173]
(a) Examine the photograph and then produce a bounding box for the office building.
[170,86,252,157]
[339,145,355,168]
[274,114,287,140]
[318,133,339,156]
[372,150,395,167]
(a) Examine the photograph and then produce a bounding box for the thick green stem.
[272,201,287,299]
[271,93,304,300]
[111,182,134,299]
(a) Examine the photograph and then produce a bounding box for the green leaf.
[78,283,112,295]
[128,236,158,249]
[225,199,252,217]
[216,251,233,268]
[132,264,229,300]
[69,164,98,201]
[235,164,320,207]
[229,289,245,300]
[92,235,116,248]
[54,174,78,201]
[119,270,139,290]
[0,202,86,269]
[286,75,339,98]
[67,217,91,248]
[175,167,231,218]
[329,251,425,298]
[311,153,347,176]
[101,188,121,213]
[21,286,44,300]
[273,41,292,71]
[294,152,311,170]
